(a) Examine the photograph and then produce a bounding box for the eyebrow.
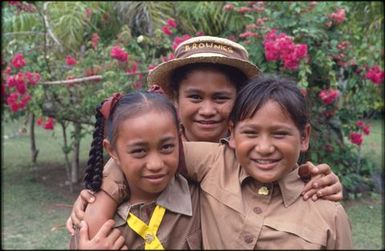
[183,88,233,96]
[126,135,177,146]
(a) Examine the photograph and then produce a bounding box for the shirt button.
[253,207,262,214]
[244,234,254,244]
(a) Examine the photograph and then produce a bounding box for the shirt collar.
[277,165,304,207]
[238,164,303,207]
[116,174,192,222]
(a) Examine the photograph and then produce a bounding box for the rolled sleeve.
[100,158,128,203]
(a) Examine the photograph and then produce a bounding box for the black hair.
[230,74,308,134]
[170,63,248,98]
[83,91,181,192]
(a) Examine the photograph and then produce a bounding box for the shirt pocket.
[186,229,202,250]
[264,218,327,247]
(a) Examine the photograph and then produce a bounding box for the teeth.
[256,160,274,164]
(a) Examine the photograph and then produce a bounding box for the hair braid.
[83,103,105,192]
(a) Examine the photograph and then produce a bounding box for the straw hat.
[147,36,260,98]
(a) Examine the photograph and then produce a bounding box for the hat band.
[175,42,249,61]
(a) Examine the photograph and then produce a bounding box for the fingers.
[318,192,343,202]
[94,219,116,239]
[121,245,129,250]
[79,221,90,243]
[309,162,332,176]
[72,204,85,227]
[315,182,343,201]
[80,189,96,203]
[301,187,318,201]
[112,233,126,249]
[66,216,75,235]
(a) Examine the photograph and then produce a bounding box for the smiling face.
[105,110,179,203]
[229,100,310,184]
[176,69,237,142]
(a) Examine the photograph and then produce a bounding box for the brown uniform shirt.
[101,142,352,249]
[70,174,201,249]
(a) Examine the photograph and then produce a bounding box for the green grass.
[2,119,93,249]
[1,118,384,249]
[343,196,384,250]
[361,119,384,170]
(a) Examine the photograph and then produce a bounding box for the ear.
[300,123,311,152]
[103,139,120,165]
[228,121,236,150]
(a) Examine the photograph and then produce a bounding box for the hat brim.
[147,56,260,99]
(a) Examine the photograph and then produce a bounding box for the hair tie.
[99,92,123,120]
[147,84,165,95]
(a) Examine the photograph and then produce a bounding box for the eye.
[241,130,258,138]
[161,143,175,153]
[213,95,231,103]
[130,148,146,158]
[187,94,202,102]
[273,131,289,139]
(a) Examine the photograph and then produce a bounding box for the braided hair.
[83,102,106,191]
[83,91,181,192]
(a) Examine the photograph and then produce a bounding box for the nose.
[146,152,164,172]
[198,100,217,117]
[255,136,275,155]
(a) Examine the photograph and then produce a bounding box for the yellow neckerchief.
[126,205,166,250]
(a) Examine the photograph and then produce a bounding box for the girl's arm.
[83,190,118,238]
[299,161,343,201]
[69,190,127,249]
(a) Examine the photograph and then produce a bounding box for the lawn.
[1,118,384,249]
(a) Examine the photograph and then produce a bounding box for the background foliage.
[2,1,384,196]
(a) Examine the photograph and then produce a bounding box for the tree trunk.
[29,114,39,163]
[60,121,73,192]
[71,122,81,185]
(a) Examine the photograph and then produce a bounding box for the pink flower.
[172,34,192,50]
[65,55,77,66]
[19,94,31,109]
[319,88,340,105]
[238,7,252,14]
[349,132,363,145]
[362,125,370,135]
[127,62,138,74]
[110,46,128,62]
[166,18,177,28]
[6,75,18,87]
[16,80,26,94]
[84,8,93,18]
[25,72,41,85]
[223,3,235,11]
[239,31,258,39]
[263,30,308,70]
[355,120,365,128]
[91,33,100,49]
[365,65,384,85]
[161,25,173,36]
[11,53,26,69]
[43,117,55,130]
[6,92,19,112]
[4,66,12,75]
[355,120,371,135]
[329,8,346,24]
[36,117,44,126]
[148,64,157,71]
